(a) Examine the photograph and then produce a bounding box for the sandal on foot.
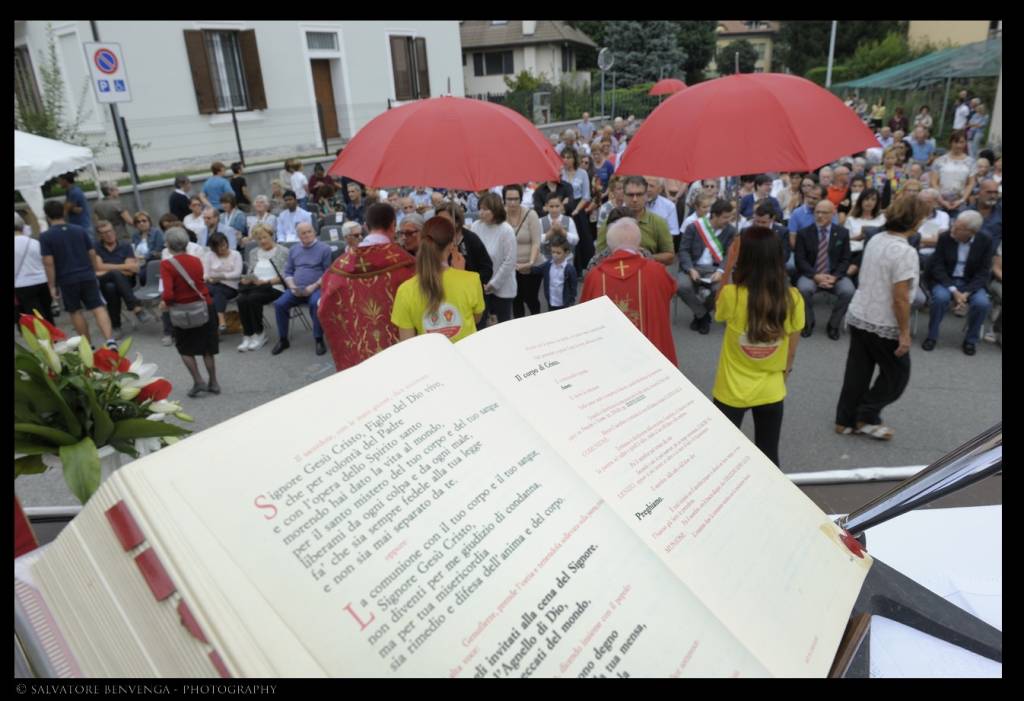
[835,424,856,435]
[187,384,207,398]
[856,422,894,440]
[206,384,221,395]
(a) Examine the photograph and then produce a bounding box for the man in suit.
[677,198,736,334]
[922,210,993,355]
[795,199,853,340]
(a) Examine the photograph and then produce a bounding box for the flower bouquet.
[14,312,193,504]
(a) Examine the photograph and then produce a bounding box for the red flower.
[18,313,67,342]
[136,378,173,403]
[93,348,131,373]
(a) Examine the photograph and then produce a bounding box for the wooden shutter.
[239,29,267,110]
[390,36,414,101]
[414,37,430,98]
[183,30,216,114]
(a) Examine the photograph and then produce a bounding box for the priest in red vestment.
[318,203,416,372]
[580,217,678,365]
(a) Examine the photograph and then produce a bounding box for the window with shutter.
[183,30,217,114]
[474,53,484,77]
[390,36,414,101]
[414,37,430,98]
[184,29,267,114]
[14,46,42,115]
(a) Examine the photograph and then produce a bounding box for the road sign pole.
[117,117,142,211]
[89,22,130,175]
[115,115,143,213]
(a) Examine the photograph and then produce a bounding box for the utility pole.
[826,21,838,88]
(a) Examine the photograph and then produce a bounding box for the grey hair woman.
[160,227,221,397]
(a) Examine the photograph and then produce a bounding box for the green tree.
[717,39,759,75]
[775,21,907,77]
[603,21,686,85]
[564,21,605,70]
[15,23,92,145]
[503,70,548,92]
[674,21,717,84]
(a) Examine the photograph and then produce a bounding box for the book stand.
[830,555,1002,677]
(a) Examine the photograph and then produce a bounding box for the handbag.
[166,257,210,329]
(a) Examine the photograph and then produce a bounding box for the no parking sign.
[83,42,131,103]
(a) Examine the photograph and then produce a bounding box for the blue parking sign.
[98,80,110,92]
[114,79,126,92]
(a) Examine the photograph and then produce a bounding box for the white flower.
[119,354,162,392]
[54,335,83,354]
[148,400,183,414]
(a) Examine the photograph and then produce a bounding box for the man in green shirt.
[596,176,675,265]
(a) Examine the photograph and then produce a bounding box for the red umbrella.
[327,96,562,190]
[648,78,687,96]
[618,73,878,182]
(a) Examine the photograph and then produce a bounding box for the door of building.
[311,59,340,139]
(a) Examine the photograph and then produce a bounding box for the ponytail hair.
[416,217,456,315]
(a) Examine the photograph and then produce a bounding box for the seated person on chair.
[794,199,853,340]
[94,220,150,338]
[743,202,792,276]
[677,198,737,335]
[921,210,993,356]
[916,188,949,266]
[275,190,313,244]
[271,221,333,356]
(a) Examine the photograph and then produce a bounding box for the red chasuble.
[318,243,416,372]
[580,250,678,365]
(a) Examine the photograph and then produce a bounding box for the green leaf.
[14,422,79,446]
[15,354,82,437]
[59,437,101,504]
[14,436,58,455]
[109,439,139,459]
[15,454,48,477]
[110,419,191,441]
[77,376,114,446]
[118,337,133,358]
[14,374,61,414]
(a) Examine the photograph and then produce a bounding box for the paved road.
[16,295,1002,508]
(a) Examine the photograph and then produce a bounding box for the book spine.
[104,500,232,678]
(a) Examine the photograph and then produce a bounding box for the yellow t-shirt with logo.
[391,268,485,343]
[713,284,805,408]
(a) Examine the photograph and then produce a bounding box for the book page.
[129,331,772,677]
[456,297,871,677]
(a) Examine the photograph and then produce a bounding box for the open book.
[22,297,870,678]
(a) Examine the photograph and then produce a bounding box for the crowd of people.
[14,96,1001,465]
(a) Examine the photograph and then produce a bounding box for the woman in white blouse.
[561,148,595,273]
[203,231,243,332]
[845,188,886,279]
[930,131,975,215]
[182,195,208,246]
[836,195,930,440]
[14,212,53,323]
[242,195,277,247]
[470,193,517,326]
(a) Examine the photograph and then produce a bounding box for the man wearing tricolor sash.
[677,199,737,334]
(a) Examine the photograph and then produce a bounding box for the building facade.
[461,21,596,95]
[14,20,464,172]
[707,20,780,76]
[908,20,1000,47]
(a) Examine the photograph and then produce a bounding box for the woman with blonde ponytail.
[391,217,485,342]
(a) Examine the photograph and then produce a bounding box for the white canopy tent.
[14,130,101,223]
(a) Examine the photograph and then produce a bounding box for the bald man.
[794,199,853,339]
[580,217,678,365]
